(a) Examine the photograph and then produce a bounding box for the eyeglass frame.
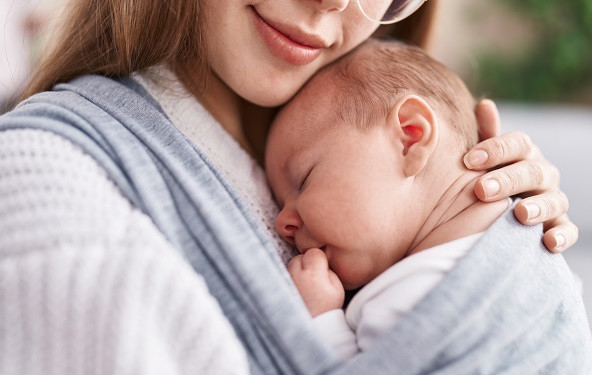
[356,0,429,25]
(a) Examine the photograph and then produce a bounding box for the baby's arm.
[288,248,358,359]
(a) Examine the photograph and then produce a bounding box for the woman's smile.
[200,0,378,106]
[250,5,329,65]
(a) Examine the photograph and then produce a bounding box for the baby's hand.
[288,248,345,317]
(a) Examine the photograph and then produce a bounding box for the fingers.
[288,248,328,272]
[464,132,538,170]
[287,254,303,275]
[473,159,559,201]
[469,107,578,254]
[301,248,328,269]
[513,191,569,225]
[475,99,501,140]
[328,271,344,292]
[513,194,576,253]
[542,215,579,253]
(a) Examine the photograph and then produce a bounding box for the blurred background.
[1,0,591,326]
[0,0,64,113]
[430,0,592,330]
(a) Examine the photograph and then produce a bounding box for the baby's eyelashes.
[297,166,313,192]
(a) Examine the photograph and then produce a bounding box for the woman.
[0,0,581,373]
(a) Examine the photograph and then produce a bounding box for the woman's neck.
[240,101,279,166]
[176,66,254,156]
[177,66,279,165]
[200,73,256,154]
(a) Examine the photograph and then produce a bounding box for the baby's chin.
[336,262,381,291]
[339,273,370,291]
[343,284,361,291]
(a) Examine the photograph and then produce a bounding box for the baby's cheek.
[330,255,371,291]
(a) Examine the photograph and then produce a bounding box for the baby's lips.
[302,246,326,254]
[299,247,329,268]
[294,236,325,254]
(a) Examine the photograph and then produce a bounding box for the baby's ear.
[388,95,438,177]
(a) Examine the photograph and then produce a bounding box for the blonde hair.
[21,0,439,103]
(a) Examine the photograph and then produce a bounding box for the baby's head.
[266,39,479,290]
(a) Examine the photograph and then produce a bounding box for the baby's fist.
[288,248,345,316]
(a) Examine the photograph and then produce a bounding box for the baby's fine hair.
[317,39,479,151]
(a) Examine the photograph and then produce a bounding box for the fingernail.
[464,150,489,168]
[554,233,566,249]
[482,179,500,198]
[481,98,495,108]
[524,203,541,220]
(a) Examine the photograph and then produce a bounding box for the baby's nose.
[275,207,302,244]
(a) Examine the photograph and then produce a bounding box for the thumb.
[476,99,501,140]
[300,248,328,271]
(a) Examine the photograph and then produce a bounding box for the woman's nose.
[310,0,349,13]
[275,207,303,244]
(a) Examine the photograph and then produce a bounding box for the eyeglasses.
[356,0,428,24]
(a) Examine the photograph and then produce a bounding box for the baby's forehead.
[304,55,385,128]
[286,71,344,120]
[275,44,383,138]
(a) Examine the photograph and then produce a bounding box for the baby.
[264,39,517,358]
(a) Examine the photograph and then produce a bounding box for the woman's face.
[202,0,380,107]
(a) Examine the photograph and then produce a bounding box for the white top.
[313,232,483,359]
[0,128,249,374]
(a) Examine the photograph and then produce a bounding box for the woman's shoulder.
[0,128,250,373]
[0,128,153,250]
[9,74,159,125]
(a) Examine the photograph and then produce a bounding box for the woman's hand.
[288,248,345,317]
[464,99,578,253]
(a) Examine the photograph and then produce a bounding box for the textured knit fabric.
[1,74,590,374]
[133,69,296,264]
[314,232,483,359]
[0,129,249,374]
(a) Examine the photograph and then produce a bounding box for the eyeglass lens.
[357,0,426,24]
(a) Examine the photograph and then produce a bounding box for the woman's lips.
[250,6,328,65]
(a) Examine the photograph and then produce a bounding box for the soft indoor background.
[430,0,592,330]
[1,0,591,328]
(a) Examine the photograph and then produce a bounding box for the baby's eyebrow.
[281,154,292,174]
[282,144,311,174]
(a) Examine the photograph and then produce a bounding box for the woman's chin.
[234,81,303,107]
[239,86,301,108]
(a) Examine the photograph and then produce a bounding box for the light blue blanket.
[1,75,590,374]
